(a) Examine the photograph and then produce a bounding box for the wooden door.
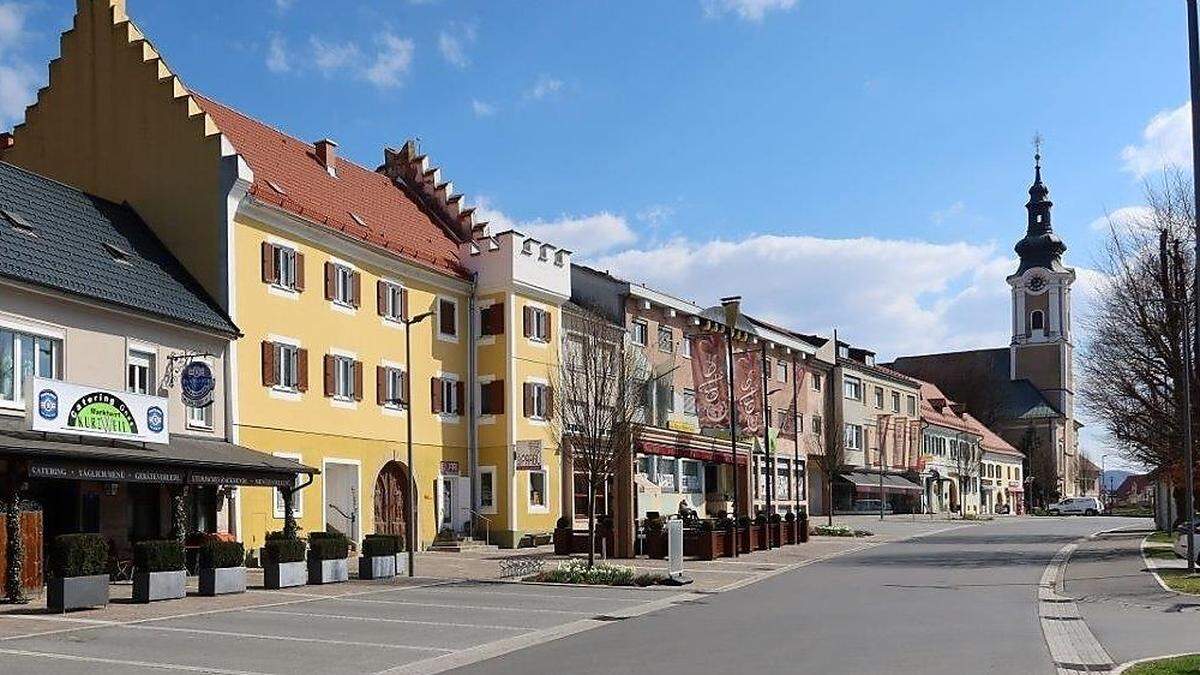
[373,462,409,547]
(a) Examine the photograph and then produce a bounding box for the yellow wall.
[232,213,470,549]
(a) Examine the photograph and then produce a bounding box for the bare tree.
[551,306,648,567]
[808,416,846,526]
[1080,172,1195,504]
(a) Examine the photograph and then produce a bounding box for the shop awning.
[838,470,923,493]
[0,429,316,488]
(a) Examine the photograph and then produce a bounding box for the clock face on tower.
[1026,274,1047,293]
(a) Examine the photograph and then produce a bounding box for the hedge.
[198,540,245,569]
[263,538,306,564]
[361,534,400,557]
[50,534,108,578]
[308,532,349,560]
[133,540,185,573]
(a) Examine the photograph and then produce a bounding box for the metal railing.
[469,509,492,546]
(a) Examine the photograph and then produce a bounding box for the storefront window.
[681,460,702,493]
[657,457,677,491]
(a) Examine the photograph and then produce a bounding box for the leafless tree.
[807,416,846,526]
[1080,171,1195,518]
[551,306,649,567]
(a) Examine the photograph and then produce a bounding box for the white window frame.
[478,465,497,514]
[333,355,355,400]
[528,469,549,513]
[873,386,884,409]
[382,281,406,322]
[0,323,62,409]
[332,263,355,307]
[778,360,788,382]
[441,375,460,418]
[186,403,213,431]
[529,307,552,344]
[630,319,648,346]
[843,375,862,401]
[437,297,460,342]
[844,423,863,451]
[681,337,692,358]
[275,341,301,391]
[891,391,901,413]
[126,348,156,396]
[273,245,298,290]
[907,395,917,416]
[657,325,675,353]
[811,373,822,391]
[530,381,550,420]
[682,388,697,416]
[384,366,407,410]
[272,452,304,519]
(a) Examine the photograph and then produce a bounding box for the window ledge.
[268,285,300,300]
[437,333,461,344]
[330,302,357,316]
[269,387,302,402]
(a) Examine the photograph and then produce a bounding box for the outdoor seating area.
[554,512,810,562]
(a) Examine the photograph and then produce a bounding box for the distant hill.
[1102,469,1137,493]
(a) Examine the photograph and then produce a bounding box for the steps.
[428,532,498,553]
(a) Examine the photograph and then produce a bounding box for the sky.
[0,0,1193,469]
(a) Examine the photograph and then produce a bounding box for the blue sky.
[0,1,1192,466]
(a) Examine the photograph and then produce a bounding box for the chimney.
[315,138,338,177]
[0,133,13,151]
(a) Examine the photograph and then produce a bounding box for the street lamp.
[721,295,742,558]
[400,309,433,577]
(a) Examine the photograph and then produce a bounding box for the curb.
[1038,531,1119,674]
[1112,653,1200,674]
[1139,536,1182,596]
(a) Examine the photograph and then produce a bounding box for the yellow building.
[1,0,570,551]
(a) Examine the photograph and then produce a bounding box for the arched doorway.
[374,461,409,547]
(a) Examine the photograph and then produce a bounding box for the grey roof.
[888,348,1061,422]
[0,162,238,335]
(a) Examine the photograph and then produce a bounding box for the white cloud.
[363,32,414,89]
[1121,102,1191,178]
[526,75,564,100]
[0,61,37,128]
[273,0,295,12]
[931,200,966,224]
[702,0,798,22]
[265,33,290,73]
[0,3,27,54]
[474,202,637,257]
[1086,205,1154,233]
[438,23,476,69]
[471,99,495,117]
[636,204,675,227]
[310,37,360,74]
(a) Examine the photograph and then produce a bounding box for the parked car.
[1047,497,1103,516]
[1174,519,1200,562]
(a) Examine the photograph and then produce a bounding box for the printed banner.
[732,350,763,437]
[688,332,730,431]
[27,376,169,444]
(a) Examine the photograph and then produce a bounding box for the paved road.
[454,517,1145,675]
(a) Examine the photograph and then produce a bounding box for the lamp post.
[401,310,433,577]
[1185,0,1200,575]
[721,296,742,558]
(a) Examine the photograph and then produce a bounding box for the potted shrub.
[198,540,246,596]
[799,512,810,543]
[644,515,667,559]
[553,516,573,555]
[307,531,349,584]
[47,533,109,612]
[783,511,798,545]
[768,513,783,548]
[262,531,307,589]
[359,534,398,580]
[737,516,752,553]
[132,540,186,603]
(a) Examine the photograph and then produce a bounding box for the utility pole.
[1185,0,1200,573]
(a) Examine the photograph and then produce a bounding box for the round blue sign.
[180,361,215,408]
[147,406,165,434]
[38,389,58,420]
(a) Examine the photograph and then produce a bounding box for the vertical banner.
[689,333,731,431]
[732,349,763,436]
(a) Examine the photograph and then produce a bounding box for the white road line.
[244,609,530,632]
[325,596,593,615]
[392,586,657,602]
[122,623,454,653]
[0,647,274,675]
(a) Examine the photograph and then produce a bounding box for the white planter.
[307,557,349,584]
[264,560,307,589]
[358,555,396,580]
[132,570,186,603]
[394,552,410,575]
[199,566,246,595]
[47,574,109,612]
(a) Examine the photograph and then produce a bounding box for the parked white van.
[1047,497,1102,516]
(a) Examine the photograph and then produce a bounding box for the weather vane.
[1032,132,1043,166]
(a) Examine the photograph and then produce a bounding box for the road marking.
[0,647,273,674]
[325,596,593,615]
[384,586,654,603]
[122,623,454,653]
[244,608,530,631]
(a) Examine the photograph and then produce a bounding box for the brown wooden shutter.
[323,354,335,397]
[261,243,275,284]
[401,370,410,405]
[294,252,306,291]
[483,380,505,415]
[376,366,387,405]
[296,348,309,392]
[431,377,443,413]
[541,311,552,342]
[490,303,505,335]
[522,306,533,337]
[523,383,533,418]
[455,381,465,415]
[353,360,363,401]
[377,281,388,317]
[261,341,276,386]
[400,288,409,321]
[351,271,361,308]
[545,385,554,421]
[324,262,336,300]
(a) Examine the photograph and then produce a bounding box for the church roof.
[887,348,1062,423]
[1014,152,1068,275]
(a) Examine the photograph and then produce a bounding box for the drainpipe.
[467,273,479,535]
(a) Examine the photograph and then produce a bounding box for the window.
[275,343,300,389]
[438,298,459,339]
[891,391,901,413]
[186,404,213,430]
[683,388,697,416]
[127,349,156,395]
[843,375,862,401]
[681,460,702,493]
[331,263,355,306]
[777,409,788,430]
[479,467,496,513]
[812,415,822,437]
[764,360,772,379]
[272,453,304,519]
[479,302,505,336]
[657,325,675,353]
[778,360,788,382]
[434,377,463,415]
[529,470,547,509]
[333,356,356,399]
[630,319,648,346]
[657,457,677,491]
[874,386,884,409]
[907,395,917,416]
[379,281,407,321]
[681,338,692,358]
[524,306,551,342]
[838,345,849,359]
[263,243,301,291]
[844,423,863,450]
[811,373,822,391]
[524,382,551,419]
[380,366,408,407]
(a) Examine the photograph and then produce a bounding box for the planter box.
[553,528,572,555]
[394,552,410,574]
[264,560,307,589]
[782,520,798,545]
[46,574,108,612]
[768,522,782,548]
[199,566,246,596]
[307,557,349,585]
[685,529,733,560]
[358,555,396,580]
[133,570,186,603]
[741,524,767,551]
[645,531,667,559]
[799,517,810,543]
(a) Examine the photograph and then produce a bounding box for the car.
[1047,496,1103,516]
[1174,519,1200,562]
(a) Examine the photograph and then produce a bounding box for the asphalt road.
[453,516,1147,675]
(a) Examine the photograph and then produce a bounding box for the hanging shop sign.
[688,333,730,431]
[27,377,170,444]
[513,439,543,471]
[180,361,216,408]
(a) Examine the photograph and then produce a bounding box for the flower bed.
[812,524,873,538]
[532,559,664,586]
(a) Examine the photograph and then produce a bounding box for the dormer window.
[103,242,131,264]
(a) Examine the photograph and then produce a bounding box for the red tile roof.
[918,381,1022,457]
[194,94,467,278]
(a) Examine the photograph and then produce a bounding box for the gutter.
[467,272,479,529]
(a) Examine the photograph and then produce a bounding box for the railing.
[470,509,492,547]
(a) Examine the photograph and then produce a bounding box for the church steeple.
[1014,141,1067,275]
